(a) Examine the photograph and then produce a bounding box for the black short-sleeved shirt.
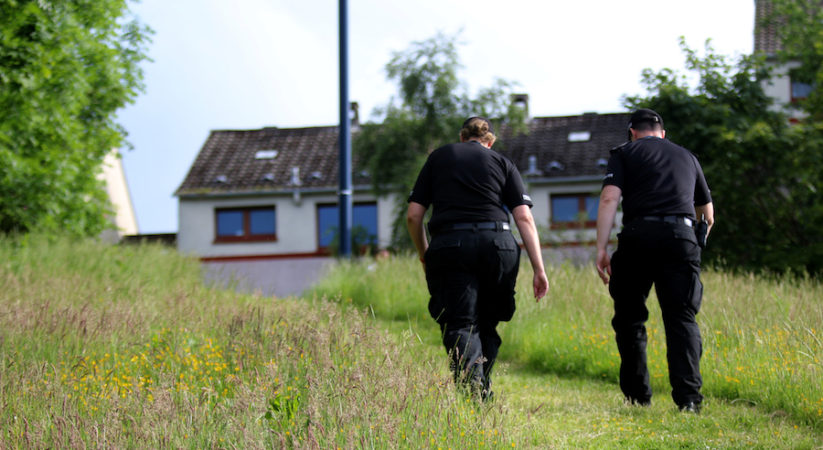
[603,136,712,225]
[408,141,533,232]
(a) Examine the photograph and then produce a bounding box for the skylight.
[255,150,279,159]
[568,131,591,142]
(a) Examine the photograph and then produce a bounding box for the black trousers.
[424,228,520,391]
[608,220,704,407]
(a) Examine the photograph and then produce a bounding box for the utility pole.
[338,0,352,258]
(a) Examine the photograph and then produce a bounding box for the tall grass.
[310,252,823,430]
[0,236,521,447]
[2,236,821,447]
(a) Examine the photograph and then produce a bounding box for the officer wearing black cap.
[595,108,715,413]
[407,116,549,400]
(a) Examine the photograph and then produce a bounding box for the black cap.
[628,108,664,129]
[462,116,494,135]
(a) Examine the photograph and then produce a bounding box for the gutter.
[176,184,375,200]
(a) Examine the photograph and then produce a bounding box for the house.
[753,0,816,117]
[496,111,628,244]
[175,105,398,260]
[175,102,628,261]
[99,149,139,243]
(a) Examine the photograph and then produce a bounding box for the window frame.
[789,69,814,104]
[550,193,599,229]
[214,206,277,243]
[790,79,813,103]
[316,202,378,251]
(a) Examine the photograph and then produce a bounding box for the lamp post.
[338,0,352,258]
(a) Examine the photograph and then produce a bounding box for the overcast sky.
[117,0,756,233]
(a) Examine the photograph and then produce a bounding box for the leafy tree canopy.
[625,37,823,274]
[0,0,151,236]
[762,0,823,119]
[354,32,526,249]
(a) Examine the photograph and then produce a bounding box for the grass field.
[1,235,821,448]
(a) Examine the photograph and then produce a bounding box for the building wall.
[530,180,600,235]
[528,180,621,244]
[762,61,797,107]
[178,191,396,258]
[177,178,616,259]
[99,149,138,242]
[762,60,809,121]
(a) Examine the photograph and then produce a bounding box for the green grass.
[1,235,821,448]
[311,254,823,441]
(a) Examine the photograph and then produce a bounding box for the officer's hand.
[533,271,549,301]
[596,249,611,285]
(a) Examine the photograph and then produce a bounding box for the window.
[790,69,814,103]
[550,194,599,228]
[791,80,814,102]
[215,206,276,242]
[317,203,378,250]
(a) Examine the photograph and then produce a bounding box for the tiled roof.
[754,0,823,56]
[754,0,781,55]
[176,113,630,197]
[497,113,628,182]
[175,125,371,196]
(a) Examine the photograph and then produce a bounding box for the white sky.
[117,0,756,233]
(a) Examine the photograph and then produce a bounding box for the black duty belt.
[639,215,694,227]
[438,221,511,232]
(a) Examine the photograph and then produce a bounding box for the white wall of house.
[528,180,605,243]
[762,60,810,122]
[177,190,396,258]
[99,149,138,243]
[376,193,399,248]
[762,61,798,108]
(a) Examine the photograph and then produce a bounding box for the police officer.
[407,116,549,400]
[595,109,714,412]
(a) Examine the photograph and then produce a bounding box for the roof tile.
[176,113,630,196]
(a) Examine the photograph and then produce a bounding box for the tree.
[0,0,150,236]
[625,38,823,274]
[354,32,526,249]
[762,0,823,120]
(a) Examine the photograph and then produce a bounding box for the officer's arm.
[595,185,621,284]
[695,202,715,236]
[406,201,428,264]
[513,205,549,300]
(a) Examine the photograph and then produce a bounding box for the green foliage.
[0,0,151,236]
[625,38,823,274]
[354,32,526,249]
[763,0,823,120]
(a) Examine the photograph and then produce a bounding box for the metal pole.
[338,0,353,258]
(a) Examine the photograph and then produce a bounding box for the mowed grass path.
[1,236,821,448]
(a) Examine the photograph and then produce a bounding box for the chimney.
[350,102,360,129]
[289,167,302,186]
[523,154,543,177]
[510,93,530,120]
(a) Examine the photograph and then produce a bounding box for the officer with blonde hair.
[407,116,548,400]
